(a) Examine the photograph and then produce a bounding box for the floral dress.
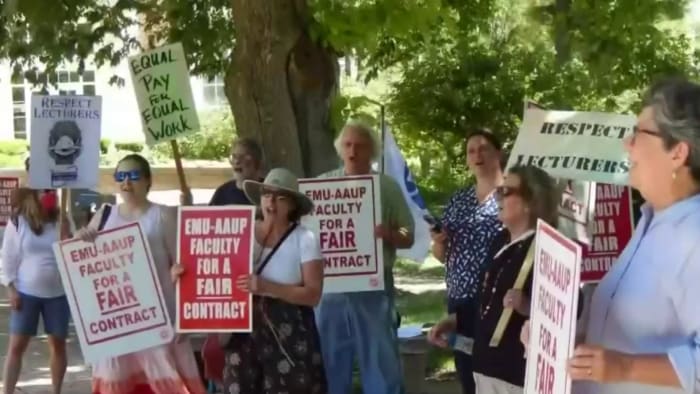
[222,224,327,394]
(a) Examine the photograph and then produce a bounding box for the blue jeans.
[9,292,71,338]
[315,291,404,394]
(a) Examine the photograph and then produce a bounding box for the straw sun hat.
[243,168,314,216]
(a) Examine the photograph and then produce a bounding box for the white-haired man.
[315,121,415,394]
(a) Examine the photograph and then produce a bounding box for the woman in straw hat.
[173,168,327,394]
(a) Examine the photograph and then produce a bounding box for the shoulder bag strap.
[98,204,112,231]
[255,223,298,275]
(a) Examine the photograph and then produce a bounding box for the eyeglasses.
[495,186,520,200]
[630,126,662,144]
[114,170,141,182]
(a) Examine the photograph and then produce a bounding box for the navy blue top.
[441,186,501,302]
[209,180,253,206]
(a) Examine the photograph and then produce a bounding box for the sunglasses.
[114,170,141,182]
[495,186,520,200]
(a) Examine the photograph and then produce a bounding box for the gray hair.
[232,137,264,168]
[507,165,560,228]
[643,78,700,182]
[333,120,382,160]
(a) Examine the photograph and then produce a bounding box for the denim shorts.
[9,292,71,339]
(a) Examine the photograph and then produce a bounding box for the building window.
[203,76,226,107]
[10,69,97,139]
[11,85,27,140]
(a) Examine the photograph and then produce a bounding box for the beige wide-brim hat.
[243,168,314,216]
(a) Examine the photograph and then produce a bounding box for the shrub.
[0,154,24,167]
[0,140,28,156]
[100,138,111,154]
[115,142,144,153]
[151,109,234,161]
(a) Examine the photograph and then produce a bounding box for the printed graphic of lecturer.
[48,120,82,187]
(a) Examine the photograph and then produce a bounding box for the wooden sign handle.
[59,189,71,240]
[489,242,535,347]
[170,140,189,197]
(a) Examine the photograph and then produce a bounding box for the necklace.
[479,260,509,320]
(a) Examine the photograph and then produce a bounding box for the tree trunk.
[226,0,339,177]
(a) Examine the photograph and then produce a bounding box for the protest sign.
[299,176,384,293]
[129,42,200,145]
[580,184,633,282]
[176,206,255,332]
[0,177,19,229]
[506,108,634,185]
[53,223,173,363]
[557,179,596,245]
[524,220,582,394]
[29,95,102,189]
[520,101,597,245]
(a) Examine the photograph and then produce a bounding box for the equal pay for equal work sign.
[129,42,200,145]
[176,206,255,332]
[300,176,384,293]
[53,223,174,363]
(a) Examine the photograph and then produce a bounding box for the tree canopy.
[0,0,697,182]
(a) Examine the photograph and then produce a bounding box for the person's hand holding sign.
[520,320,530,354]
[503,288,530,316]
[236,274,263,294]
[170,264,185,283]
[76,226,99,243]
[374,224,412,248]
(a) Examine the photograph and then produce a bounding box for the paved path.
[0,297,91,394]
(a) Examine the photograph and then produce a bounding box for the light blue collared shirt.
[576,194,700,394]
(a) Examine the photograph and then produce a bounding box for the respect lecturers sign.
[29,95,102,189]
[129,42,200,145]
[53,223,173,363]
[506,108,634,185]
[176,206,255,332]
[580,184,633,282]
[524,220,582,394]
[300,176,384,293]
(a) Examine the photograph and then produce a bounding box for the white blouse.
[1,216,64,298]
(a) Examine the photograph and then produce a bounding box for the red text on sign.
[535,325,557,394]
[307,187,367,201]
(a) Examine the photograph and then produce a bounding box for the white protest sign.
[516,101,598,245]
[299,176,384,293]
[129,42,200,145]
[524,220,582,394]
[556,179,596,245]
[507,108,634,185]
[53,223,174,363]
[29,95,101,189]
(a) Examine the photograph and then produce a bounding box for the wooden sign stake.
[170,140,190,203]
[489,242,535,347]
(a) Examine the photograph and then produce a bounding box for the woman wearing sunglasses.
[75,154,206,394]
[429,165,559,394]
